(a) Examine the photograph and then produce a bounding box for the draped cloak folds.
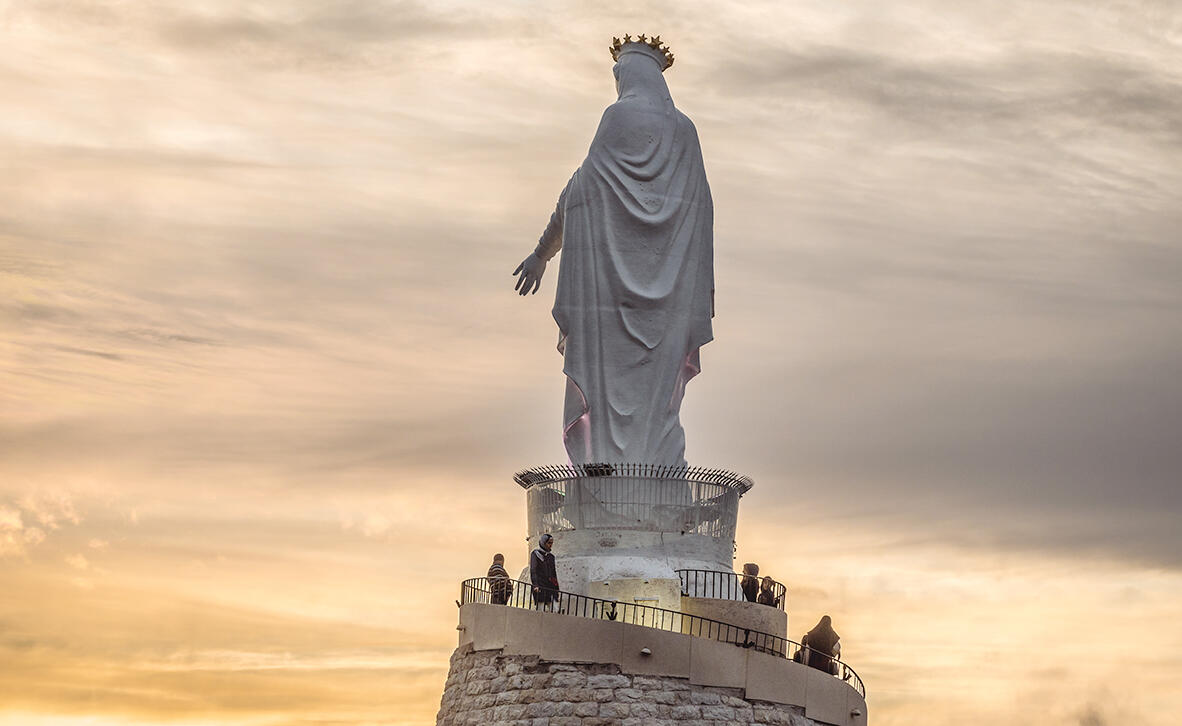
[534,53,714,466]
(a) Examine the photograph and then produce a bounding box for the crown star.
[608,33,676,72]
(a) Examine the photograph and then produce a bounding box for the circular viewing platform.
[458,575,864,700]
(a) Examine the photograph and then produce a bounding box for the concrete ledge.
[540,610,623,665]
[806,665,849,725]
[459,603,866,726]
[689,635,748,689]
[745,648,807,706]
[456,604,476,649]
[848,686,868,726]
[460,601,507,651]
[619,622,691,678]
[500,606,543,656]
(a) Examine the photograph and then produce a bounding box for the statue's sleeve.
[533,173,575,262]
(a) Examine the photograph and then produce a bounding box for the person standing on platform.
[487,553,512,605]
[740,563,760,602]
[803,615,842,674]
[530,534,560,612]
[757,576,780,607]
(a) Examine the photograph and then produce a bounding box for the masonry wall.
[453,603,866,726]
[437,647,821,726]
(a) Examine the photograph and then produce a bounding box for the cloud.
[1,0,1178,575]
[8,0,500,72]
[0,508,28,557]
[18,492,80,530]
[0,507,18,530]
[0,4,1180,722]
[0,495,75,558]
[715,45,1182,142]
[157,0,472,49]
[0,571,452,724]
[48,345,124,362]
[1078,704,1108,726]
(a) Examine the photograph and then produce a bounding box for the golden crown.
[609,34,674,71]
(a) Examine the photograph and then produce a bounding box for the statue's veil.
[551,49,714,465]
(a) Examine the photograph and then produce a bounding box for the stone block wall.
[436,645,822,726]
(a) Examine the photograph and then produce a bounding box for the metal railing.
[461,576,864,698]
[677,569,788,612]
[513,464,753,543]
[513,464,754,492]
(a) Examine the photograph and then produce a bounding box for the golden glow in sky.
[2,1,1180,725]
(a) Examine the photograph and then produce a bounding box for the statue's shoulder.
[595,102,629,131]
[602,101,695,125]
[600,99,637,119]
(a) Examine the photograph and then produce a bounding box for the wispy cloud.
[0,493,80,558]
[0,506,45,558]
[1,1,1180,724]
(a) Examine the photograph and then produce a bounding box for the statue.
[513,36,714,466]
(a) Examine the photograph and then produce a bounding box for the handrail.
[460,576,864,698]
[676,569,788,612]
[513,463,754,494]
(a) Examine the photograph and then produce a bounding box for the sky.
[1,1,1180,724]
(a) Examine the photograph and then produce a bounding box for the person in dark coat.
[530,533,560,611]
[802,615,841,674]
[757,576,780,607]
[740,562,760,602]
[487,553,512,605]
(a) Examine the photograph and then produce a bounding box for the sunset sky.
[2,1,1180,725]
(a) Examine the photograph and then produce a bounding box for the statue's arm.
[513,174,574,296]
[533,198,564,262]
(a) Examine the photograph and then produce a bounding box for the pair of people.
[739,562,781,607]
[485,533,560,610]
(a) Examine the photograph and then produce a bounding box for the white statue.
[513,36,714,466]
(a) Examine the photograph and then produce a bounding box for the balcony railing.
[460,576,864,698]
[512,464,753,543]
[676,568,788,612]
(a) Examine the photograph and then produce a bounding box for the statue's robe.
[535,54,714,466]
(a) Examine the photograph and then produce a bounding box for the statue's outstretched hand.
[512,252,547,295]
